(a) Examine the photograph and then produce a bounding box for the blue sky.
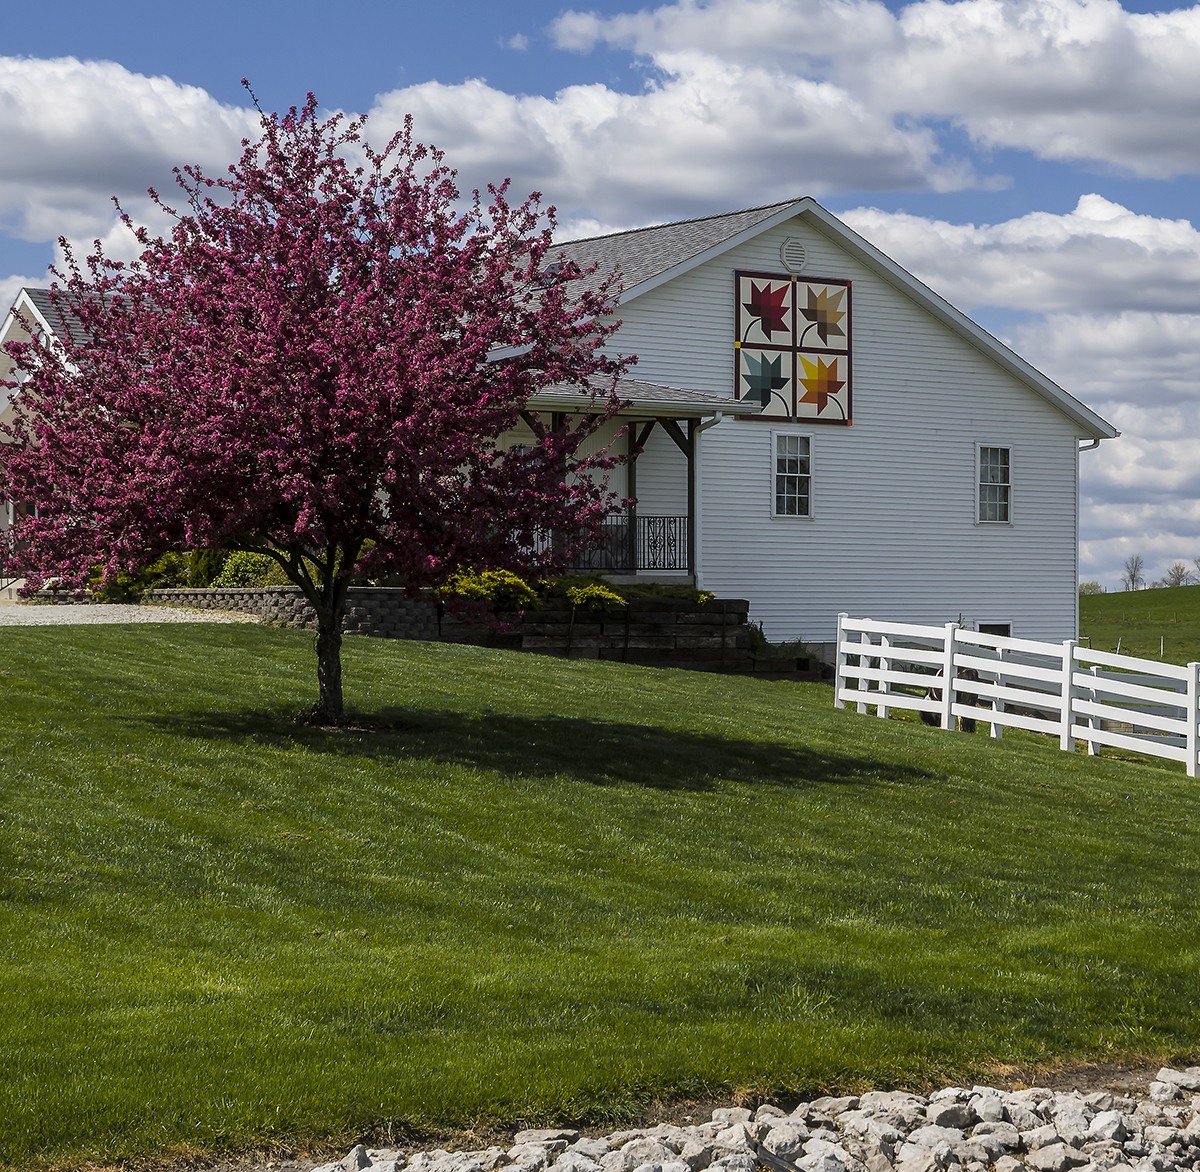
[3,0,1199,589]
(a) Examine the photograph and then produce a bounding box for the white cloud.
[369,65,971,227]
[0,273,49,312]
[506,33,531,51]
[0,57,257,244]
[840,195,1200,315]
[1010,310,1200,588]
[553,0,1200,179]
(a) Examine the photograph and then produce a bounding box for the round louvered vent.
[780,237,807,273]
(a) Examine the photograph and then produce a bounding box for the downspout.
[692,410,726,591]
[1075,438,1103,637]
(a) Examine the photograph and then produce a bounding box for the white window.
[774,434,811,517]
[977,445,1011,524]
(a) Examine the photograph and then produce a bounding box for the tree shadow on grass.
[132,707,938,792]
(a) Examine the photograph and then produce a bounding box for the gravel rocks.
[309,1069,1200,1172]
[0,601,257,625]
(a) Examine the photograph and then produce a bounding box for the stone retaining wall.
[146,586,757,672]
[147,586,440,640]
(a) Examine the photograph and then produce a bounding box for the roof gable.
[552,198,1119,441]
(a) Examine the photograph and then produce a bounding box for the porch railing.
[572,514,689,573]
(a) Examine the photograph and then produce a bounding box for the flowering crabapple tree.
[0,90,630,724]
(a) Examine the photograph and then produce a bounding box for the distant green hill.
[1080,582,1200,663]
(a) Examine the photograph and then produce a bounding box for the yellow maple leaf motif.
[798,355,846,416]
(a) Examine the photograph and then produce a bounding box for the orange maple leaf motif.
[743,281,790,338]
[799,286,846,345]
[798,355,845,414]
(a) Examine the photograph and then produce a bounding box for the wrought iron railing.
[572,514,689,573]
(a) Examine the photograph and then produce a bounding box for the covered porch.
[525,378,741,580]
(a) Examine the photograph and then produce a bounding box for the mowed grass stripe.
[0,624,1197,1169]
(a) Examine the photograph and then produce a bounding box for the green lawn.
[1080,582,1200,663]
[2,623,1198,1169]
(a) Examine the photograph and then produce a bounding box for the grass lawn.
[2,623,1199,1169]
[1080,582,1200,663]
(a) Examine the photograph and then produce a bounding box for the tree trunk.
[307,599,347,724]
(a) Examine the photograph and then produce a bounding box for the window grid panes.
[978,446,1010,523]
[775,435,811,516]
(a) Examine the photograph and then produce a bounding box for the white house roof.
[551,198,1119,441]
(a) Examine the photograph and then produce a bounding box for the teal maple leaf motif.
[741,351,789,409]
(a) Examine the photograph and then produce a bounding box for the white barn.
[524,197,1118,646]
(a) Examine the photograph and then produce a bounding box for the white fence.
[834,613,1200,776]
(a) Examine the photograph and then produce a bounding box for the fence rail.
[833,613,1200,776]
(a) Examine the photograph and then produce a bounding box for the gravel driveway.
[0,602,258,625]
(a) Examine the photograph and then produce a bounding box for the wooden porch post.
[626,421,638,572]
[687,419,697,579]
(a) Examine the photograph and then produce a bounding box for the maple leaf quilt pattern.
[734,270,851,423]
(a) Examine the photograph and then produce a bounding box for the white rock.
[993,1157,1026,1172]
[510,1146,550,1172]
[968,1091,1006,1124]
[712,1109,753,1127]
[1024,1142,1090,1172]
[568,1141,612,1161]
[1157,1069,1200,1093]
[926,1102,976,1130]
[905,1126,964,1149]
[972,1121,1020,1149]
[1149,1082,1183,1104]
[1088,1112,1129,1143]
[554,1156,600,1172]
[763,1122,810,1159]
[1022,1125,1064,1151]
[797,1155,846,1172]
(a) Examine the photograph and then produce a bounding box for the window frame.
[771,429,814,519]
[975,443,1013,526]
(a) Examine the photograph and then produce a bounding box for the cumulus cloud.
[1010,311,1200,587]
[0,57,257,244]
[554,0,1200,179]
[368,65,972,226]
[840,195,1200,315]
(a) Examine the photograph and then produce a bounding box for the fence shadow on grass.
[131,707,938,792]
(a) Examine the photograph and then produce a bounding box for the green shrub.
[443,568,537,611]
[187,549,228,588]
[565,582,627,608]
[90,552,189,603]
[211,552,281,589]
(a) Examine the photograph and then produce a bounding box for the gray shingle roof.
[20,287,92,346]
[549,200,798,299]
[532,375,746,418]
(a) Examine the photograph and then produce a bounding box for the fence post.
[941,622,956,731]
[1086,664,1100,756]
[1188,662,1200,779]
[1060,639,1078,752]
[834,613,849,709]
[877,634,891,720]
[857,628,872,715]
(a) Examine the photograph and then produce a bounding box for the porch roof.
[530,376,751,419]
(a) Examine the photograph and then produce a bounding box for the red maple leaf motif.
[744,281,789,338]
